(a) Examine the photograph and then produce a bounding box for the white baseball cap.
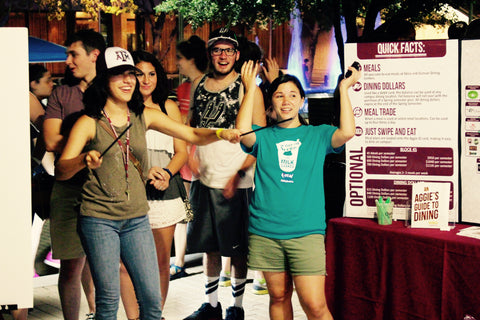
[97,46,138,74]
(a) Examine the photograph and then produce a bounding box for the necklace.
[102,109,131,200]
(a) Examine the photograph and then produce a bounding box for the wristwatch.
[237,169,246,178]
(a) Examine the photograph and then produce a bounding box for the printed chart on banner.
[464,87,480,158]
[344,40,459,221]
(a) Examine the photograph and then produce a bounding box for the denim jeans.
[79,215,162,320]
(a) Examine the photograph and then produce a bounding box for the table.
[325,218,480,320]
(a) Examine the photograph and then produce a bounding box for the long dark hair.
[177,35,208,73]
[29,64,48,84]
[268,74,308,126]
[235,36,262,73]
[132,50,169,107]
[83,70,144,119]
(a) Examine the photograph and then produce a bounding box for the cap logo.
[115,50,131,63]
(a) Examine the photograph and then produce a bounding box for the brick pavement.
[3,265,307,320]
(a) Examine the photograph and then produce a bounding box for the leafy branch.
[34,0,138,21]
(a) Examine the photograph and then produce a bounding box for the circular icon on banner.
[353,107,363,117]
[468,91,478,99]
[355,126,363,136]
[353,82,362,92]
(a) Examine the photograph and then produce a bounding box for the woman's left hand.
[147,166,170,190]
[339,64,362,90]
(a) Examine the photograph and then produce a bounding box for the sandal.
[169,264,186,280]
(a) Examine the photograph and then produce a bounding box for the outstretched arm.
[331,65,362,149]
[144,108,240,145]
[224,61,265,198]
[236,60,261,149]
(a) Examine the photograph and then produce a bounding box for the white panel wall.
[0,28,33,308]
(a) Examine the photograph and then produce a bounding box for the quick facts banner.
[344,40,459,221]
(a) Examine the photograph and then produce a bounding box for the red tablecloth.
[325,217,480,320]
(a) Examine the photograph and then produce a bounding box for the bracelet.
[163,168,173,179]
[216,128,225,140]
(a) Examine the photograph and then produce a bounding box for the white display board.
[460,40,480,224]
[0,28,33,308]
[344,40,459,222]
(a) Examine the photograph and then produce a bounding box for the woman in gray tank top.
[54,47,240,320]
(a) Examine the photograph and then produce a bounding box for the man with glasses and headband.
[184,27,265,320]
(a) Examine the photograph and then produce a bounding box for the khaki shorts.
[49,181,85,260]
[248,233,326,275]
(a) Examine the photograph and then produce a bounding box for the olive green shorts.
[49,181,85,260]
[248,233,326,276]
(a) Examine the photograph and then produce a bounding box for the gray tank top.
[80,112,150,220]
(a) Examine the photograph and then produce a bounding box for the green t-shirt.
[243,124,342,239]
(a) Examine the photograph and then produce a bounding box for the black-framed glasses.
[211,47,237,56]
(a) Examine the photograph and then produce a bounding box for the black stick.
[240,118,293,136]
[99,123,132,158]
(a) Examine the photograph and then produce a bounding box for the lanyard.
[102,109,131,199]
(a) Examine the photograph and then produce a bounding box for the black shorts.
[187,181,250,256]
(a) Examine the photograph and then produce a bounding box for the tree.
[34,0,138,21]
[156,0,300,30]
[130,0,173,60]
[0,0,35,26]
[16,0,479,78]
[156,0,476,81]
[28,0,174,62]
[334,0,476,69]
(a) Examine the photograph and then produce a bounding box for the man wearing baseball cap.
[184,27,266,320]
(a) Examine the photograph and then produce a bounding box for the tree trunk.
[342,0,359,43]
[135,14,145,51]
[151,12,164,58]
[333,1,345,72]
[302,14,321,86]
[158,22,177,62]
[362,0,385,41]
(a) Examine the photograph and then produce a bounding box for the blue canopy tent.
[28,36,66,63]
